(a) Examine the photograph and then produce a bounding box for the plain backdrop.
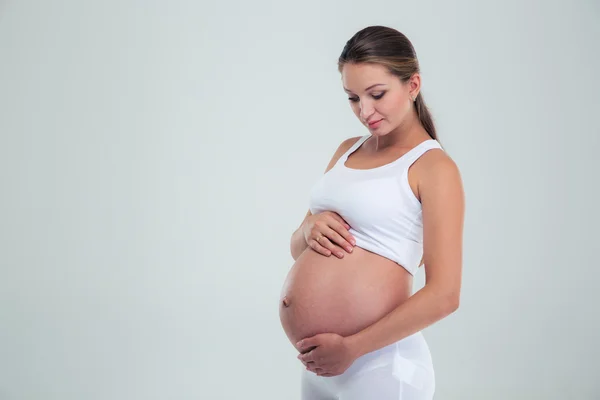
[1,0,599,399]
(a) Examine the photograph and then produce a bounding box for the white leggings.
[300,332,435,400]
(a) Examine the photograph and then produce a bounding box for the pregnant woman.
[279,26,465,399]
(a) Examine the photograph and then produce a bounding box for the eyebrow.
[343,83,386,93]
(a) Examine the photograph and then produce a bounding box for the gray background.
[1,0,599,399]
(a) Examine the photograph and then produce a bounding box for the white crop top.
[308,134,443,275]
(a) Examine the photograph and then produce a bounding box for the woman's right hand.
[301,211,356,258]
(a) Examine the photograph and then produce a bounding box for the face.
[341,63,419,135]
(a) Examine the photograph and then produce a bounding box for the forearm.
[290,226,309,261]
[347,285,459,358]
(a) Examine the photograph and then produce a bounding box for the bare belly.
[278,246,412,347]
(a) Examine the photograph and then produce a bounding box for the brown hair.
[338,26,438,141]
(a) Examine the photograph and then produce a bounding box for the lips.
[368,119,383,126]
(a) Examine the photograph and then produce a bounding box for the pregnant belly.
[279,246,412,347]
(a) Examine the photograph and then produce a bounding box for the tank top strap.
[338,135,370,163]
[399,139,443,169]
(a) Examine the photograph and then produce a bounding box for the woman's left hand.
[296,333,358,377]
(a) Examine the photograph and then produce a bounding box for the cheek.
[382,96,409,119]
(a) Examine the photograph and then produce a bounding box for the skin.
[296,62,465,377]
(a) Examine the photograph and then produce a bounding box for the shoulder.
[323,135,364,172]
[338,135,363,154]
[414,143,461,181]
[416,146,464,204]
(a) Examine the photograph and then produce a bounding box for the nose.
[359,100,374,121]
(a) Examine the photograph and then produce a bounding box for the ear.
[408,73,422,98]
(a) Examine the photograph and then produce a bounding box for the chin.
[369,128,391,136]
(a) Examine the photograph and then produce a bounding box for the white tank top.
[308,134,443,275]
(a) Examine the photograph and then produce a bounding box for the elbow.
[442,292,460,315]
[426,281,460,316]
[428,287,459,316]
[290,241,301,261]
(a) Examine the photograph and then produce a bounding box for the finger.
[322,216,355,248]
[328,212,351,230]
[298,349,318,363]
[324,226,355,253]
[304,360,316,369]
[309,240,331,257]
[316,236,345,258]
[317,372,334,377]
[300,353,315,363]
[312,367,326,374]
[297,335,321,352]
[332,222,356,247]
[304,360,323,373]
[297,339,318,353]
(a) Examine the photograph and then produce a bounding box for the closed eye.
[348,92,386,102]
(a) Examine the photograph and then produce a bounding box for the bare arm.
[290,210,313,260]
[289,136,362,260]
[346,150,465,357]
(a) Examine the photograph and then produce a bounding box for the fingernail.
[346,246,352,252]
[336,252,343,258]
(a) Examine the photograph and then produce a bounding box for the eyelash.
[348,92,386,102]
